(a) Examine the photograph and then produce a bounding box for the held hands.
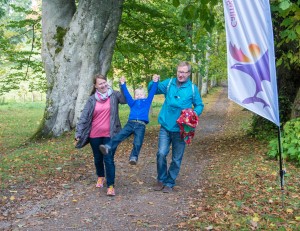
[120,75,158,84]
[120,76,126,85]
[153,74,160,82]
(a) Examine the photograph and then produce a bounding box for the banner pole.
[277,126,285,207]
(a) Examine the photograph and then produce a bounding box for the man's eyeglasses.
[177,71,190,74]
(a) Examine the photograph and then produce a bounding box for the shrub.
[248,115,278,140]
[267,117,300,164]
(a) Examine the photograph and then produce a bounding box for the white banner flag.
[223,0,280,126]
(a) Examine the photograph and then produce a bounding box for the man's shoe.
[96,177,105,188]
[162,186,173,193]
[154,181,164,191]
[107,186,115,196]
[129,157,137,165]
[99,145,109,155]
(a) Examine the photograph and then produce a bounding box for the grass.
[0,102,45,150]
[0,96,164,189]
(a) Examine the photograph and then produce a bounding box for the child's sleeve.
[148,78,170,95]
[121,83,134,106]
[147,81,158,102]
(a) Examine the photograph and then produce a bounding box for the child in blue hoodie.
[100,76,158,165]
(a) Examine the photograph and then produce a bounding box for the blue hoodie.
[121,81,158,123]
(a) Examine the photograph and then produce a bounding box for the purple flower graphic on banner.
[229,42,270,107]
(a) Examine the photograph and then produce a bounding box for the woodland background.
[0,0,299,229]
[1,0,299,162]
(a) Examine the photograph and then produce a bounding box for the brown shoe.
[162,186,173,193]
[154,181,164,191]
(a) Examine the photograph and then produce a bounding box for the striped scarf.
[95,87,113,102]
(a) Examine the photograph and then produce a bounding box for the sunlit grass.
[0,96,164,188]
[0,102,45,151]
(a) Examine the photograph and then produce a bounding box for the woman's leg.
[103,137,116,187]
[89,137,105,177]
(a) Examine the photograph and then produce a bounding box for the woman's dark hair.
[90,74,107,95]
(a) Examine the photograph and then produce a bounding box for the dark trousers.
[89,137,111,182]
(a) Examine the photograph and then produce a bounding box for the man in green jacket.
[148,61,204,193]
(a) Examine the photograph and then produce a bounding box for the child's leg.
[130,123,146,161]
[110,122,134,154]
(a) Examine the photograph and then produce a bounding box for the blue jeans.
[89,137,112,186]
[109,121,146,161]
[104,121,146,187]
[156,126,186,188]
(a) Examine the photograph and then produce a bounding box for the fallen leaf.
[205,225,213,230]
[250,220,258,229]
[82,218,92,223]
[286,208,293,214]
[177,222,186,228]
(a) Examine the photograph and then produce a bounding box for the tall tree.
[37,0,220,137]
[111,0,192,87]
[272,0,300,121]
[0,0,44,96]
[37,0,124,137]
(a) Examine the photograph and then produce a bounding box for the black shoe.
[129,157,137,165]
[99,145,109,155]
[162,186,173,193]
[154,182,164,191]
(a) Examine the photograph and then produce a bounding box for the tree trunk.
[191,53,197,84]
[197,60,203,96]
[210,76,216,88]
[38,0,124,137]
[210,33,220,88]
[291,87,300,119]
[201,46,210,96]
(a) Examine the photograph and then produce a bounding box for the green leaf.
[296,25,300,35]
[182,5,198,20]
[172,0,180,7]
[279,1,292,11]
[281,18,292,27]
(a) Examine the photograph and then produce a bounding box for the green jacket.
[148,78,204,132]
